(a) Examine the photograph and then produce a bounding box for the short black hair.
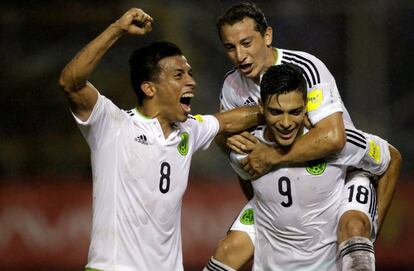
[129,41,183,105]
[216,2,268,40]
[260,64,307,105]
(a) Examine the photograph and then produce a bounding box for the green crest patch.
[178,132,189,156]
[240,208,254,225]
[305,159,327,175]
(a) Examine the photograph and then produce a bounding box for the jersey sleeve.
[229,151,250,180]
[71,92,125,151]
[188,114,220,152]
[306,60,344,125]
[331,127,391,176]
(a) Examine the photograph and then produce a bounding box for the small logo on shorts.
[305,159,327,175]
[240,208,254,225]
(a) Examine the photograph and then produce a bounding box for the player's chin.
[177,112,189,122]
[276,134,295,147]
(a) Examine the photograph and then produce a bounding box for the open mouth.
[278,129,294,139]
[180,93,194,114]
[238,63,253,74]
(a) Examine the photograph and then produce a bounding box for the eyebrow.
[223,35,252,46]
[171,67,193,74]
[267,105,304,112]
[240,37,251,43]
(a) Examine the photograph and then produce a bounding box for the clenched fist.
[114,8,153,35]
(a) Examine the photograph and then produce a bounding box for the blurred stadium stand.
[1,177,414,270]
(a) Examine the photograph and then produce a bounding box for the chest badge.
[240,208,254,225]
[305,159,327,175]
[178,132,189,156]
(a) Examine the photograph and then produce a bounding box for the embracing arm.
[58,8,153,121]
[376,144,402,233]
[234,112,345,178]
[214,106,262,135]
[275,112,345,164]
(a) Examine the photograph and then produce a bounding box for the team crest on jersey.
[178,132,189,156]
[307,89,323,112]
[305,159,327,175]
[240,208,254,225]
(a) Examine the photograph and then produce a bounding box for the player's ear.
[259,99,265,115]
[264,27,273,47]
[141,81,156,98]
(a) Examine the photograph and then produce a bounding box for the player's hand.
[241,144,282,180]
[227,131,259,154]
[114,8,153,35]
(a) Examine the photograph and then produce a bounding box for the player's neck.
[271,47,278,65]
[263,126,290,154]
[137,104,174,138]
[256,47,278,85]
[157,118,174,138]
[136,104,155,119]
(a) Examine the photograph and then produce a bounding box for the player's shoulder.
[223,67,245,87]
[337,126,384,160]
[223,67,238,81]
[178,114,214,129]
[345,126,388,154]
[123,108,151,122]
[280,48,322,63]
[221,67,254,97]
[124,108,136,117]
[279,48,332,87]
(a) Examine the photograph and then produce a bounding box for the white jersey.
[220,48,353,126]
[73,93,219,271]
[230,126,390,271]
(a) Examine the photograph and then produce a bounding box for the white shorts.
[229,199,256,245]
[338,170,379,241]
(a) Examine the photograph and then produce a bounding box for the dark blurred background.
[1,0,413,270]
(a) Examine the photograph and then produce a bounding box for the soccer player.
[204,2,400,271]
[228,63,401,270]
[58,8,261,271]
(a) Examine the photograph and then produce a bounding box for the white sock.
[203,257,236,271]
[339,236,375,271]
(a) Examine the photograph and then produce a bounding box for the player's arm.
[280,112,346,162]
[376,144,402,233]
[236,112,345,178]
[214,106,262,135]
[58,8,153,121]
[214,89,240,154]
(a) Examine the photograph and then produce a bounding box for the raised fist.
[114,8,153,35]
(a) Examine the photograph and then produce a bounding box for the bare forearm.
[376,145,402,231]
[216,106,262,134]
[59,24,125,92]
[278,124,345,164]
